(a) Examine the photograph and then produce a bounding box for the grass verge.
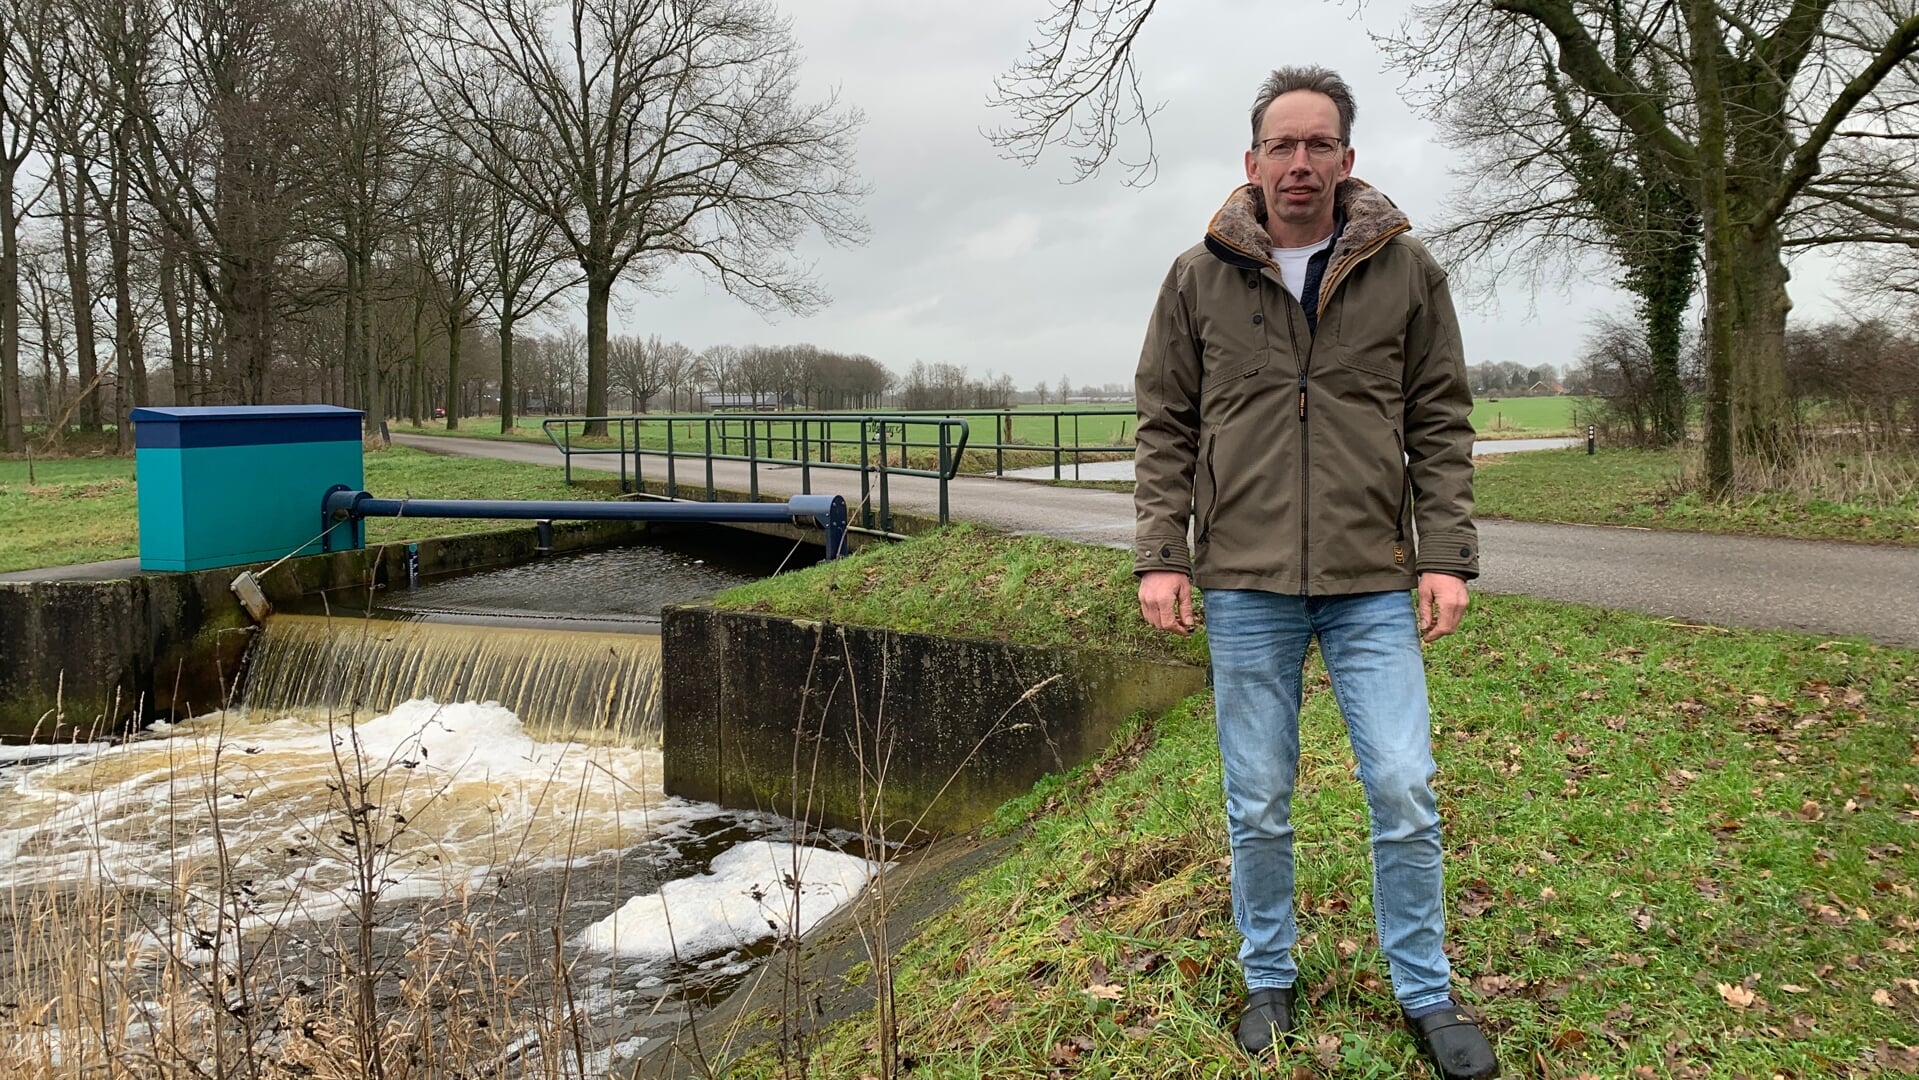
[0,446,626,573]
[724,591,1919,1078]
[1476,447,1919,546]
[712,524,1207,668]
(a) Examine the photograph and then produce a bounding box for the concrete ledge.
[1,517,674,739]
[660,606,1208,837]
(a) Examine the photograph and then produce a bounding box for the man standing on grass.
[1131,67,1497,1079]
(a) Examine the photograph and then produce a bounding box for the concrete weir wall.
[0,518,678,740]
[660,607,1209,836]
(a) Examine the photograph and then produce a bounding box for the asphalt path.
[391,433,1919,648]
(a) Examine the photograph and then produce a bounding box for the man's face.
[1244,90,1355,243]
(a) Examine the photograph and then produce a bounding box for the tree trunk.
[359,249,381,427]
[343,246,361,418]
[234,264,273,404]
[0,161,23,452]
[498,315,516,434]
[56,156,101,431]
[409,295,424,426]
[111,135,143,452]
[161,244,191,408]
[584,273,610,435]
[1689,0,1734,497]
[444,313,462,430]
[1726,217,1793,460]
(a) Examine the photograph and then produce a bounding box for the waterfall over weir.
[242,614,665,744]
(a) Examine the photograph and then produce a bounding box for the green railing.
[541,413,971,531]
[888,408,1135,480]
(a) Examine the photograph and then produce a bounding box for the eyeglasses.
[1255,136,1344,161]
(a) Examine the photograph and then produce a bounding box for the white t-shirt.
[1271,234,1334,302]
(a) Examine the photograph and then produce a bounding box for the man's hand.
[1139,570,1196,636]
[1417,572,1470,643]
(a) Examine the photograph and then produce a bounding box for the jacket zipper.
[1198,432,1218,543]
[1285,299,1310,596]
[1393,429,1409,566]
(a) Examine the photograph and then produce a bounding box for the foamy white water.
[0,700,723,924]
[577,840,880,958]
[0,699,883,1077]
[0,701,875,948]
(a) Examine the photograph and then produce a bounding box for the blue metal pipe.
[320,486,849,560]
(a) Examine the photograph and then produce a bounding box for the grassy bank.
[714,524,1207,667]
[0,446,624,573]
[721,587,1919,1078]
[1476,447,1919,546]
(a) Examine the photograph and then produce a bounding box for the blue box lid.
[131,405,366,449]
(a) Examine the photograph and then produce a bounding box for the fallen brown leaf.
[1550,1028,1589,1052]
[1874,1040,1919,1075]
[1716,982,1756,1009]
[1083,982,1123,1002]
[1312,1032,1341,1069]
[1047,1035,1095,1066]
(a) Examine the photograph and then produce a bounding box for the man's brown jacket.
[1133,179,1478,595]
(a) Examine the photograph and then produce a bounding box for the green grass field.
[1471,395,1579,438]
[1476,447,1919,546]
[0,447,629,574]
[703,529,1919,1079]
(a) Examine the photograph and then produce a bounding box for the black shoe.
[1403,1002,1499,1079]
[1234,987,1297,1055]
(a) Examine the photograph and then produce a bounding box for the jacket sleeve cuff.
[1415,529,1479,581]
[1134,534,1192,577]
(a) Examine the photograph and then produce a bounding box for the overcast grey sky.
[608,0,1847,390]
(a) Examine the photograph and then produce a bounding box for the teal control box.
[131,406,365,572]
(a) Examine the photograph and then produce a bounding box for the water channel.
[0,529,874,1077]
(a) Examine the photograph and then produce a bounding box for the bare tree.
[15,0,108,430]
[19,240,73,421]
[410,142,488,429]
[469,102,576,434]
[408,0,865,435]
[987,0,1162,185]
[654,337,694,412]
[1380,14,1697,447]
[1576,310,1702,445]
[124,0,329,403]
[0,0,40,450]
[1421,0,1919,493]
[307,0,423,430]
[608,332,677,412]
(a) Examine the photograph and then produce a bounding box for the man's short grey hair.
[1250,67,1357,146]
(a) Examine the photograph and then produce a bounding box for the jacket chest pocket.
[1199,296,1285,408]
[1324,283,1407,384]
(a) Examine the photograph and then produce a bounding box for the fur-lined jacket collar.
[1203,178,1411,314]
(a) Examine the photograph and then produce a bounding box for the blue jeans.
[1205,587,1452,1011]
